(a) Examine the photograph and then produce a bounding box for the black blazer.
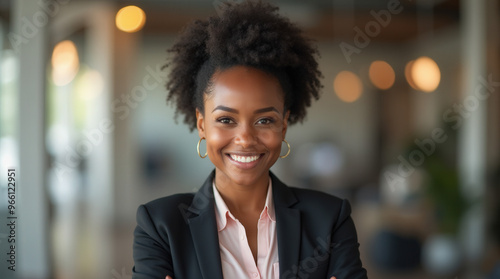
[133,171,367,279]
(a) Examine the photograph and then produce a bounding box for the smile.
[228,154,261,163]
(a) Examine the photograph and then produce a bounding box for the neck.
[214,172,269,214]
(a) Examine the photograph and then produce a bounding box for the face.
[196,65,289,188]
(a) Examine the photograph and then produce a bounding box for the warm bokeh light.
[369,60,396,90]
[115,5,146,33]
[333,71,363,103]
[410,56,441,92]
[405,60,418,90]
[51,40,79,86]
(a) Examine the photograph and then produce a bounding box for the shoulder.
[280,186,356,236]
[136,171,216,227]
[286,186,352,217]
[271,172,350,215]
[289,186,344,204]
[136,193,196,225]
[142,193,195,211]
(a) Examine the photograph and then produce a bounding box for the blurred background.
[0,0,499,278]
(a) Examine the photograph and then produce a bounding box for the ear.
[282,110,290,139]
[196,108,205,138]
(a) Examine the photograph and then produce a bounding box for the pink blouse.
[212,180,279,279]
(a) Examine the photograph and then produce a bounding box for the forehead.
[205,65,285,110]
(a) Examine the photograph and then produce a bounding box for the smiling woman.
[132,1,367,279]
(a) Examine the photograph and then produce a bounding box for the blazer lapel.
[271,172,302,278]
[187,171,224,279]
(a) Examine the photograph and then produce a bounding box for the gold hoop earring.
[197,138,207,158]
[280,139,291,159]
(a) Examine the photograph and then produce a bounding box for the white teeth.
[230,155,260,163]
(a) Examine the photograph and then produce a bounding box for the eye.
[217,117,235,124]
[256,118,274,125]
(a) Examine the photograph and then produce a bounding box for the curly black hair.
[165,0,323,131]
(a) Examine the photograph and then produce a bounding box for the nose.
[234,124,257,148]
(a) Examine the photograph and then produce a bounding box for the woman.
[133,1,368,278]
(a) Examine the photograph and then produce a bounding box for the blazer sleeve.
[132,204,174,279]
[327,199,368,279]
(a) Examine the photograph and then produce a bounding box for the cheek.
[258,130,283,150]
[205,127,233,151]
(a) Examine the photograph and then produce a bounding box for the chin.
[231,172,264,186]
[217,168,269,187]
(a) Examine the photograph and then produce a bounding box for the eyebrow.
[212,105,280,114]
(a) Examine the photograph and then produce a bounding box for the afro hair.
[164,0,323,131]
